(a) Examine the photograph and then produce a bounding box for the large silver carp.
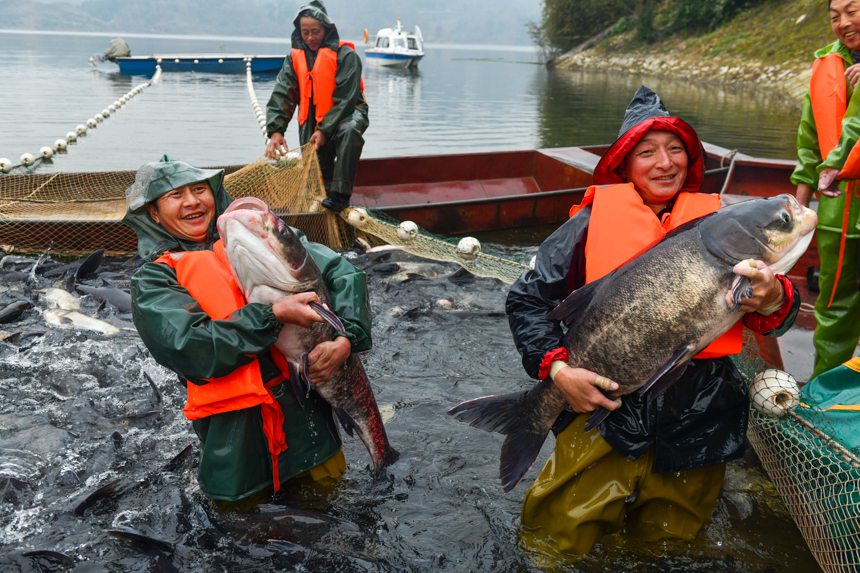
[448,194,817,492]
[216,197,399,475]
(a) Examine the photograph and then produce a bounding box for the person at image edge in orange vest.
[505,86,801,556]
[122,155,372,503]
[792,0,860,378]
[265,0,369,214]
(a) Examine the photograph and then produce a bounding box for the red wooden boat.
[0,142,812,286]
[351,142,813,283]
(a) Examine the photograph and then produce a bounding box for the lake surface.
[0,29,820,573]
[0,29,802,174]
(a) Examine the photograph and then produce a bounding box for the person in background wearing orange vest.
[264,0,369,214]
[792,0,860,379]
[122,155,372,503]
[505,87,800,556]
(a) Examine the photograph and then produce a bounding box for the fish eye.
[780,211,791,224]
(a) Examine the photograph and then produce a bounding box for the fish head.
[701,194,817,275]
[216,198,318,303]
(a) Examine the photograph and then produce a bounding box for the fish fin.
[448,385,551,492]
[636,344,695,397]
[334,407,356,437]
[308,301,347,336]
[584,407,611,432]
[76,248,105,280]
[728,275,753,311]
[547,280,602,326]
[288,361,306,407]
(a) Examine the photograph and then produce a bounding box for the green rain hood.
[122,154,231,261]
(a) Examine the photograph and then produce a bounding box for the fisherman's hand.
[308,336,351,384]
[272,292,324,327]
[846,64,860,89]
[265,132,287,159]
[309,130,327,150]
[795,183,813,207]
[725,259,784,315]
[551,363,622,414]
[818,168,842,198]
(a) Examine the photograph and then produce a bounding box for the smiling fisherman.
[121,155,372,503]
[505,87,801,555]
[264,0,369,213]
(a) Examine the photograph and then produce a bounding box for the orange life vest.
[572,183,742,358]
[155,241,288,491]
[810,53,860,178]
[810,52,860,307]
[291,41,364,126]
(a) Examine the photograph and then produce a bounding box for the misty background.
[0,0,542,46]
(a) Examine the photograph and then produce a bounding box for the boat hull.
[115,55,285,75]
[365,52,423,69]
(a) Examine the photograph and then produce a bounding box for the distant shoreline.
[0,28,537,53]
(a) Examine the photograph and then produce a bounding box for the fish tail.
[371,445,401,476]
[448,390,550,493]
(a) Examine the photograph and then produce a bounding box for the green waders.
[813,229,860,379]
[520,416,725,556]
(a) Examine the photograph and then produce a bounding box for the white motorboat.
[364,18,424,69]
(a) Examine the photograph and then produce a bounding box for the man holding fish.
[451,87,812,555]
[122,155,395,504]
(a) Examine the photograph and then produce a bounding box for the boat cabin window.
[393,37,407,49]
[407,37,418,50]
[376,37,389,48]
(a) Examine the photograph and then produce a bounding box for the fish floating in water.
[449,194,817,492]
[217,197,399,475]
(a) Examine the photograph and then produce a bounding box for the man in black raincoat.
[506,87,800,555]
[265,0,369,213]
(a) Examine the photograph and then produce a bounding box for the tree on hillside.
[535,0,767,52]
[538,0,628,53]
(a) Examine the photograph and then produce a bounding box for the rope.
[245,58,294,162]
[0,65,163,174]
[718,149,739,198]
[245,58,268,139]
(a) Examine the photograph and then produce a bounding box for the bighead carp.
[217,197,399,475]
[449,194,816,492]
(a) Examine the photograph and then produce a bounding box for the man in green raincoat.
[792,0,860,378]
[265,0,369,213]
[122,155,372,502]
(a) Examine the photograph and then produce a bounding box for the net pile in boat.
[0,144,348,256]
[747,370,860,573]
[341,206,529,284]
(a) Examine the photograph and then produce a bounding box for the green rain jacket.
[791,40,860,237]
[122,155,372,501]
[265,0,368,145]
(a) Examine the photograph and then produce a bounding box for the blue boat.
[113,54,286,76]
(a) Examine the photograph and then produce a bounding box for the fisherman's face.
[147,181,215,243]
[300,17,326,52]
[621,130,689,213]
[831,0,860,50]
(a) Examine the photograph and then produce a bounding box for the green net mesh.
[747,363,860,573]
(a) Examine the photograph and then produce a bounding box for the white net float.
[397,220,419,241]
[749,368,800,417]
[457,237,481,260]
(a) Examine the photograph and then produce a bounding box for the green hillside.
[549,0,833,104]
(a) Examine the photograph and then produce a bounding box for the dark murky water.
[0,247,820,572]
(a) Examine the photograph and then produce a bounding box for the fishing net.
[342,207,529,284]
[747,361,860,573]
[0,144,348,256]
